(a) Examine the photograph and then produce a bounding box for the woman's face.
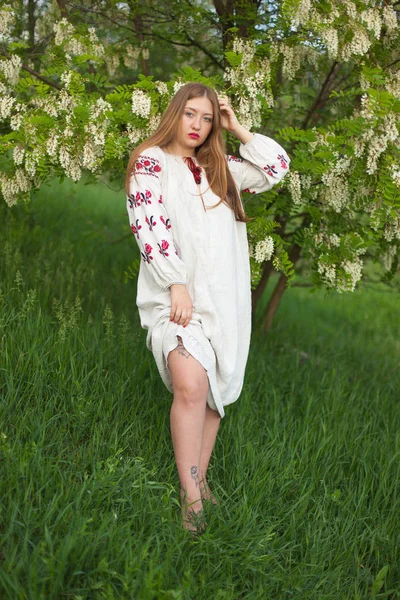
[175,95,214,155]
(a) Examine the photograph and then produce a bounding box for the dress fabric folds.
[126,134,290,417]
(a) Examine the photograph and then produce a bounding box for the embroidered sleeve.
[227,133,290,194]
[126,148,187,290]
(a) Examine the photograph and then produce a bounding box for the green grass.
[0,180,399,599]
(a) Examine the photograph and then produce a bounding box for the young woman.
[126,83,290,532]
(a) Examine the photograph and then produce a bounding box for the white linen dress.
[126,133,290,418]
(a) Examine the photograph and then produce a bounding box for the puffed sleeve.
[227,133,290,193]
[126,147,188,290]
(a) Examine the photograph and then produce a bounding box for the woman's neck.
[164,142,196,158]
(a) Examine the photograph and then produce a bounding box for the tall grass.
[0,180,399,599]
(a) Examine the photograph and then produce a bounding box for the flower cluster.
[0,168,31,207]
[224,39,273,129]
[131,89,152,118]
[0,54,21,85]
[0,5,14,38]
[287,171,302,205]
[254,236,274,263]
[54,19,104,58]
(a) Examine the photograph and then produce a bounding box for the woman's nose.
[192,117,201,130]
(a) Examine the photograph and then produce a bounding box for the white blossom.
[254,236,274,263]
[0,168,31,207]
[81,141,97,170]
[360,8,382,39]
[60,70,73,89]
[292,0,311,27]
[0,54,22,85]
[338,257,363,292]
[13,146,25,166]
[148,114,161,134]
[317,262,336,285]
[173,80,185,95]
[321,170,349,212]
[386,72,400,99]
[105,54,120,77]
[281,45,301,80]
[124,45,140,70]
[0,6,14,37]
[321,28,339,59]
[341,30,371,61]
[382,245,398,271]
[46,135,59,157]
[391,167,400,188]
[382,6,398,32]
[54,19,75,45]
[155,81,169,95]
[131,89,151,118]
[288,171,302,205]
[0,94,15,119]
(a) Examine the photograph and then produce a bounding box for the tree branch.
[302,61,340,129]
[0,49,61,90]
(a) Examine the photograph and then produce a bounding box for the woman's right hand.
[169,284,193,328]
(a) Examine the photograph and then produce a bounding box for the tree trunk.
[251,260,273,318]
[262,244,301,332]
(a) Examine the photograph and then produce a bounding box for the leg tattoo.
[175,336,190,359]
[190,465,199,487]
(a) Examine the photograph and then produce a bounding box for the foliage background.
[0,0,399,327]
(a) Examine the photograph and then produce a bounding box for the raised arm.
[218,97,290,193]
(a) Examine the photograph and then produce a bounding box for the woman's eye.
[185,111,193,117]
[204,117,213,123]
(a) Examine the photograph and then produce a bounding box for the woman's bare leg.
[168,337,209,530]
[199,405,221,503]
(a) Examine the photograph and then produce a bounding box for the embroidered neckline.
[183,156,202,185]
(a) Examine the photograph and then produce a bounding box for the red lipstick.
[189,133,199,139]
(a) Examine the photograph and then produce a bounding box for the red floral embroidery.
[158,195,163,204]
[128,193,141,208]
[263,164,278,177]
[134,155,162,178]
[242,188,257,195]
[134,190,152,205]
[184,157,202,184]
[130,218,142,239]
[160,215,171,230]
[227,155,244,163]
[141,243,153,263]
[277,154,289,169]
[158,240,170,257]
[145,215,157,231]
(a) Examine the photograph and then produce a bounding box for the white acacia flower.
[0,94,15,119]
[13,146,25,165]
[254,236,274,263]
[292,0,311,27]
[382,6,398,32]
[0,54,22,85]
[131,89,151,118]
[155,81,169,95]
[54,18,75,46]
[338,257,363,292]
[288,171,302,205]
[0,6,14,37]
[46,135,59,157]
[321,170,349,212]
[321,28,339,59]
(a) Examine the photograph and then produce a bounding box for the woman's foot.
[181,496,205,534]
[200,479,218,505]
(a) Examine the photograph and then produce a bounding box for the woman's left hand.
[218,97,240,133]
[218,97,254,144]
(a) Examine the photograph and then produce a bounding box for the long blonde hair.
[125,83,249,223]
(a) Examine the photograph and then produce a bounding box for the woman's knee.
[173,377,208,407]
